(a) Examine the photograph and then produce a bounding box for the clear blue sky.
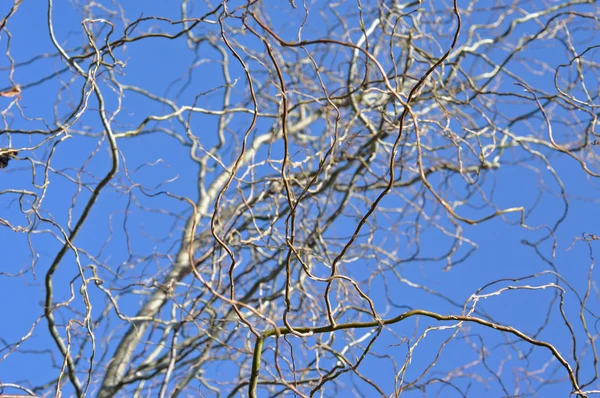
[1,1,599,397]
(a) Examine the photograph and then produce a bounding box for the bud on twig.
[0,149,18,169]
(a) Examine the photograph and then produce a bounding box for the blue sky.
[1,1,600,397]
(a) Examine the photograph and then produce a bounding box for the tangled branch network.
[1,0,600,397]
